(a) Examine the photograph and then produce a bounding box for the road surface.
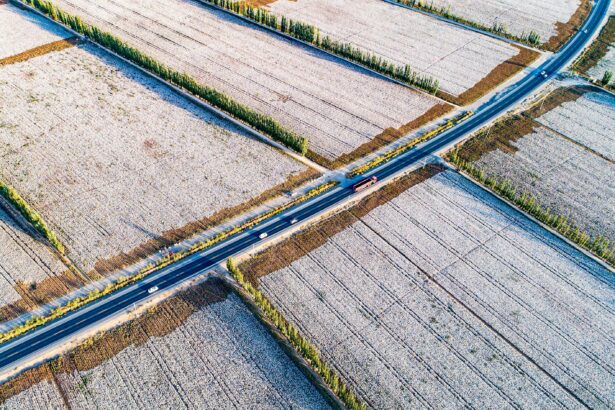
[0,0,610,381]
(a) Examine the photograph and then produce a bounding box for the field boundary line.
[444,162,615,273]
[193,0,454,106]
[9,0,326,171]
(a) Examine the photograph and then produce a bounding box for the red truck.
[352,176,378,192]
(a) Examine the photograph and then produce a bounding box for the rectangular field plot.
[0,43,308,274]
[0,2,72,61]
[407,0,586,49]
[247,167,614,409]
[0,279,330,409]
[458,86,615,242]
[261,0,525,100]
[50,0,442,162]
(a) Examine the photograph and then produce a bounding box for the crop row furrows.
[404,187,615,341]
[342,222,573,408]
[328,226,532,408]
[57,0,353,159]
[294,240,475,407]
[262,262,436,409]
[379,191,615,388]
[428,171,615,297]
[362,183,611,406]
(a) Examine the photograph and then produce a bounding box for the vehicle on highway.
[148,286,159,294]
[259,232,268,239]
[541,70,548,78]
[290,217,299,225]
[352,176,378,192]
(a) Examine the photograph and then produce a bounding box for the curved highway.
[0,0,610,378]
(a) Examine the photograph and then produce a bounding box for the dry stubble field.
[241,165,615,409]
[0,278,330,409]
[408,0,587,50]
[0,42,309,278]
[261,0,534,102]
[49,0,443,163]
[456,86,615,242]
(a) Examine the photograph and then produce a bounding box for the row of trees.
[206,0,440,94]
[395,0,542,47]
[227,259,366,410]
[0,181,64,254]
[448,151,615,265]
[25,0,308,154]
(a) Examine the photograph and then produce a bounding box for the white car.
[259,232,268,239]
[290,218,299,225]
[540,70,548,78]
[148,286,159,294]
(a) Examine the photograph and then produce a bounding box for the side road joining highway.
[0,0,611,382]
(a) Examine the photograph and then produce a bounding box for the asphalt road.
[0,0,610,376]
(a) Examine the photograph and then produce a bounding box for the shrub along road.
[0,0,611,382]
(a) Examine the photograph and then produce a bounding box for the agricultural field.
[575,16,615,84]
[0,200,73,321]
[241,165,615,409]
[259,0,535,103]
[454,86,615,243]
[0,42,310,277]
[0,2,72,62]
[402,0,588,50]
[49,0,444,164]
[0,278,331,409]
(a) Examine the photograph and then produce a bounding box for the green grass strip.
[449,152,615,267]
[0,181,65,254]
[21,0,308,154]
[227,258,366,410]
[0,180,338,345]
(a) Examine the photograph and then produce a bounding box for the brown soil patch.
[0,278,230,403]
[439,46,541,106]
[574,16,615,74]
[0,37,79,67]
[0,270,86,323]
[239,163,444,286]
[545,0,592,52]
[453,86,586,162]
[245,0,280,6]
[306,103,454,169]
[90,167,320,278]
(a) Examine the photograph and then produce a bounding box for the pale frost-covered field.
[0,44,306,272]
[264,0,519,97]
[260,170,615,409]
[410,0,581,44]
[1,291,330,409]
[475,89,615,239]
[50,0,440,160]
[0,3,70,60]
[0,204,68,308]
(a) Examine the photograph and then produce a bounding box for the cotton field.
[263,0,521,98]
[256,168,614,409]
[0,43,307,273]
[50,0,441,161]
[471,87,615,240]
[0,202,69,312]
[0,2,71,60]
[0,280,330,409]
[408,0,584,48]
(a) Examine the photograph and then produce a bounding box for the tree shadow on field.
[77,43,265,146]
[181,0,394,83]
[0,198,45,243]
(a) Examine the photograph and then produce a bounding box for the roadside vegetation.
[21,0,308,154]
[204,0,440,94]
[0,181,337,345]
[227,259,366,410]
[390,0,541,47]
[0,182,64,254]
[573,16,615,91]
